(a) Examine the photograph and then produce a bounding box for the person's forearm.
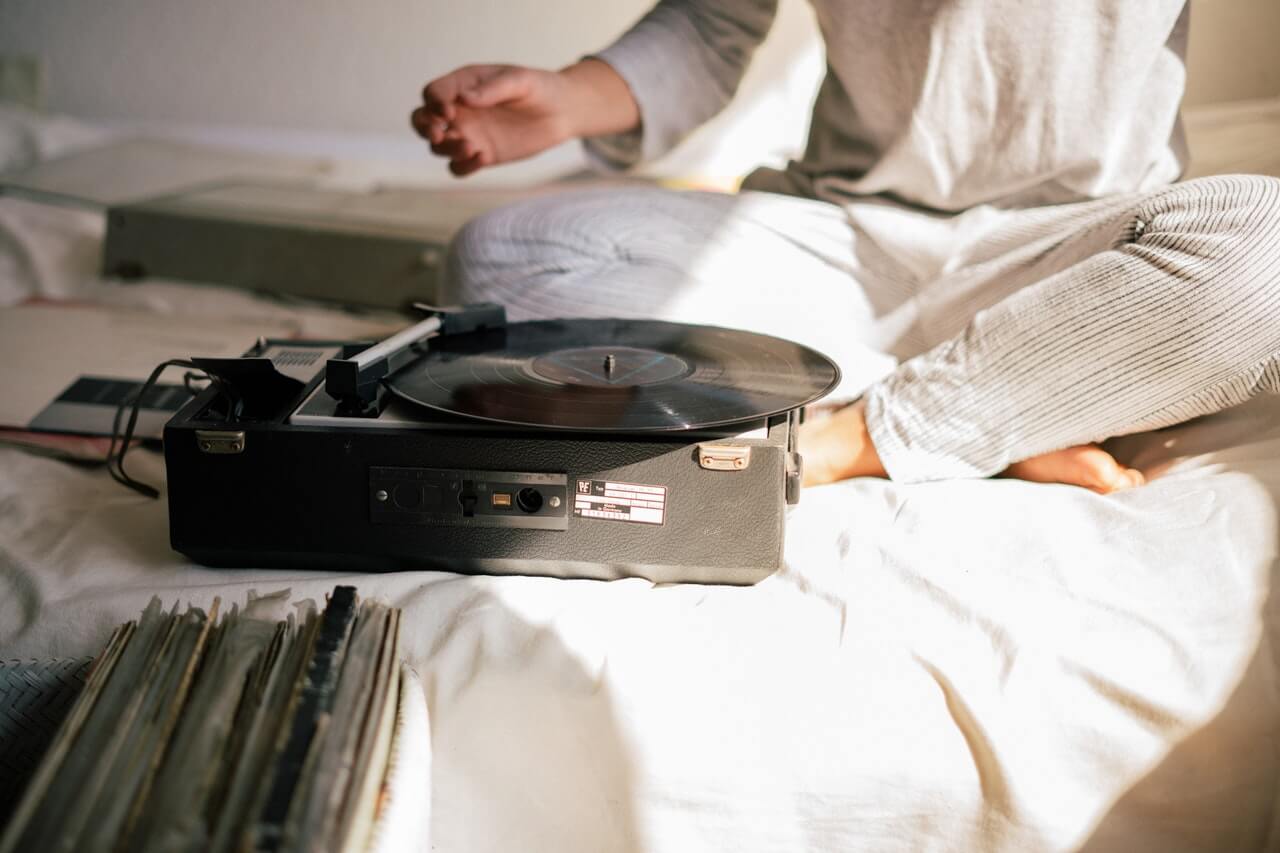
[557,58,641,139]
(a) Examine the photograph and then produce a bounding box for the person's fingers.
[422,66,487,120]
[410,107,449,144]
[449,151,487,177]
[420,109,478,155]
[429,137,463,158]
[421,79,458,121]
[459,66,529,108]
[426,116,448,145]
[430,131,484,165]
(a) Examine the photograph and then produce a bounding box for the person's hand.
[412,59,640,177]
[412,65,574,176]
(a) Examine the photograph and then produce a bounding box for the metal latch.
[698,443,751,471]
[196,429,246,454]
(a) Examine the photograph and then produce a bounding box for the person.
[411,1,1280,493]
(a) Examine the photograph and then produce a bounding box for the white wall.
[1184,0,1280,106]
[0,0,823,181]
[0,0,1274,175]
[0,0,654,133]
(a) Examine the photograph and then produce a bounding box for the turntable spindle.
[604,354,616,375]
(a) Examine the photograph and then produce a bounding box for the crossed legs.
[446,175,1280,491]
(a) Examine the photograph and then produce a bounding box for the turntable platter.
[384,318,840,432]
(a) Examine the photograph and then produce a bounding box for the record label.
[573,479,666,525]
[530,346,691,387]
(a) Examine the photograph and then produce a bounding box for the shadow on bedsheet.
[397,581,643,853]
[1078,598,1280,852]
[1081,397,1280,852]
[0,550,41,650]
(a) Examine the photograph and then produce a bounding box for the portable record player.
[163,304,839,584]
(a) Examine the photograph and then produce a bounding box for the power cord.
[107,359,240,499]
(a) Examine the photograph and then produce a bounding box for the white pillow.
[0,104,114,175]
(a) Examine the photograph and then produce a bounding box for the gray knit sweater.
[588,0,1190,211]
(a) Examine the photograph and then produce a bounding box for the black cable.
[182,370,209,395]
[107,359,206,499]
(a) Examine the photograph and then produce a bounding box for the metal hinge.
[196,429,245,454]
[697,443,751,471]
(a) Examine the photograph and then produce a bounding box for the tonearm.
[324,302,506,415]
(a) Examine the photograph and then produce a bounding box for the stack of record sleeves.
[0,586,428,853]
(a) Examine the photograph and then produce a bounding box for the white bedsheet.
[3,397,1278,852]
[2,110,1280,852]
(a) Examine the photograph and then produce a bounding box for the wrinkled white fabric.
[0,104,113,175]
[589,0,1189,211]
[4,101,1280,851]
[1,399,1278,852]
[1,183,1279,852]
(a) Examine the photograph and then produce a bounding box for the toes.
[1004,444,1147,494]
[1118,467,1146,490]
[1088,459,1146,494]
[1088,448,1145,493]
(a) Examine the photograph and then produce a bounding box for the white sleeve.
[583,0,779,170]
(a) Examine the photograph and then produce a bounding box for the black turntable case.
[164,389,796,585]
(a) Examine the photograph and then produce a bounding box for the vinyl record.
[384,318,840,432]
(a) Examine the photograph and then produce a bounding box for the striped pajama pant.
[442,175,1280,483]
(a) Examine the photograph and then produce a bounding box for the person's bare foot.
[1001,444,1145,494]
[799,399,887,487]
[800,401,1146,493]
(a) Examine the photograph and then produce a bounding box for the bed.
[2,99,1280,852]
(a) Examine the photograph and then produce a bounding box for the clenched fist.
[412,59,641,177]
